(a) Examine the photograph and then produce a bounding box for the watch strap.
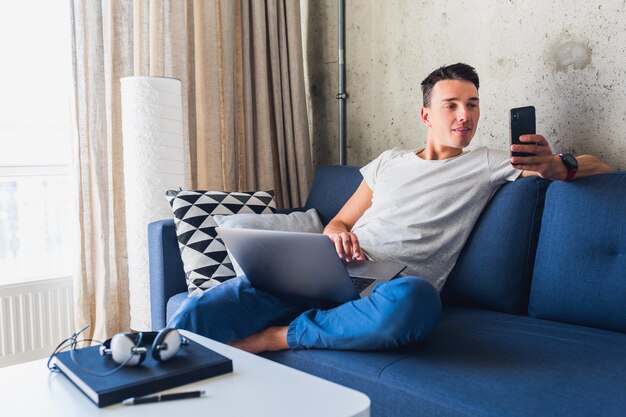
[563,168,577,182]
[558,153,578,182]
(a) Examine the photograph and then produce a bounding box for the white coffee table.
[1,330,370,417]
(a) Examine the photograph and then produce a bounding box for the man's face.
[420,80,480,151]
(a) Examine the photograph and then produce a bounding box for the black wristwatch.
[557,153,578,182]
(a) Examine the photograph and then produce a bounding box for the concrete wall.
[303,0,626,170]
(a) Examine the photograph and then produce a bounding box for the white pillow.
[213,209,324,276]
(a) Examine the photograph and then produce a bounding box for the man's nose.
[457,107,469,121]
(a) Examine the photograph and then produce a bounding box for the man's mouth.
[452,126,472,133]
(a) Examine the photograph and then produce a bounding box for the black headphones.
[99,328,189,366]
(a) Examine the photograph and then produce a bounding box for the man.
[169,63,612,353]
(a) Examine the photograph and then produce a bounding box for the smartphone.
[510,106,536,157]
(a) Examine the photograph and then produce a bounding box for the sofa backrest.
[304,165,363,225]
[528,172,626,333]
[442,177,550,314]
[305,166,553,316]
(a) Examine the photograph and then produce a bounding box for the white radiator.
[0,277,74,367]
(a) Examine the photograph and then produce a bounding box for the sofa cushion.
[442,177,549,314]
[264,308,522,417]
[378,309,626,417]
[303,165,363,225]
[265,347,416,416]
[528,172,626,333]
[266,307,626,417]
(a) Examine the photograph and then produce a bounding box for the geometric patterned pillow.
[165,189,276,296]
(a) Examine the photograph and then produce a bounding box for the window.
[0,3,75,285]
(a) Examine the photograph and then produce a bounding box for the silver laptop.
[216,227,406,304]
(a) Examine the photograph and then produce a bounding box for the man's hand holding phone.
[509,106,567,179]
[510,134,561,178]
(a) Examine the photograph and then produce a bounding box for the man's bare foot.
[228,326,290,354]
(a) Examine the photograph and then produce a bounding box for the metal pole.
[337,0,347,165]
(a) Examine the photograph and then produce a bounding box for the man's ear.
[420,107,431,127]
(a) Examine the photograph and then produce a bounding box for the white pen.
[123,390,206,405]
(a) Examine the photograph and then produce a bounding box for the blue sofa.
[148,165,626,417]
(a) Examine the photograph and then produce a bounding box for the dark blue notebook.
[51,338,233,407]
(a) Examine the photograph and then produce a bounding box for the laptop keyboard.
[351,277,376,293]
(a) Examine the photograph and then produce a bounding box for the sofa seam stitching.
[372,313,521,416]
[375,313,519,379]
[521,179,542,312]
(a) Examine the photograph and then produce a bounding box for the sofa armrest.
[148,219,187,330]
[148,208,303,329]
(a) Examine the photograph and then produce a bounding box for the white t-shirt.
[352,147,521,291]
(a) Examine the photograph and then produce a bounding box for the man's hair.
[420,63,479,107]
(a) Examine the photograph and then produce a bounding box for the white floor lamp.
[120,76,185,331]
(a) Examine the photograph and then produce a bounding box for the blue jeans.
[168,275,441,350]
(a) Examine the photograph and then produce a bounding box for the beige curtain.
[70,0,312,339]
[188,1,312,208]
